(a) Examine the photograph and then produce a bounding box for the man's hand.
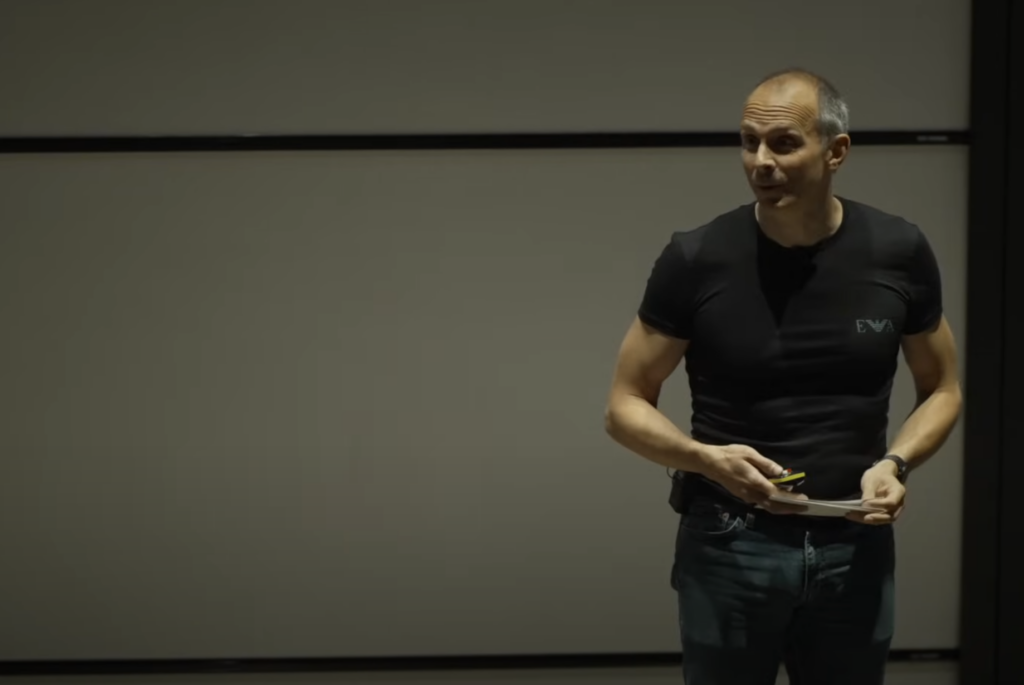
[847,460,906,525]
[700,444,807,514]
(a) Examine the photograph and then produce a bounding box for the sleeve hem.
[903,306,943,335]
[638,309,691,340]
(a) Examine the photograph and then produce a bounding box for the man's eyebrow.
[739,124,801,136]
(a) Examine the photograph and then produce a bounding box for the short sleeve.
[637,234,696,339]
[903,228,943,335]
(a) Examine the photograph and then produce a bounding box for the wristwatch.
[874,454,909,483]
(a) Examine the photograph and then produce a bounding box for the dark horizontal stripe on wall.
[0,649,959,675]
[0,130,969,154]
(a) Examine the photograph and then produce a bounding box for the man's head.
[740,69,851,211]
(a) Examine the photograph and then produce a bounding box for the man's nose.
[755,143,775,168]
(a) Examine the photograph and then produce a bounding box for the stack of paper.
[768,492,885,517]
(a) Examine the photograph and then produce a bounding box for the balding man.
[604,69,961,684]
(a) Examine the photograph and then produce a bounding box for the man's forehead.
[740,108,816,129]
[739,120,804,135]
[741,98,818,133]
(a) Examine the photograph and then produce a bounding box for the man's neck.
[756,195,843,247]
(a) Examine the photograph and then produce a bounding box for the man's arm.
[604,317,798,509]
[884,315,963,473]
[603,317,713,474]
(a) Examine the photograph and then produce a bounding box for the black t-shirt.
[638,197,943,500]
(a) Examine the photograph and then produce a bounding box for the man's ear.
[827,134,851,170]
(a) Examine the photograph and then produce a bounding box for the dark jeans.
[671,494,896,685]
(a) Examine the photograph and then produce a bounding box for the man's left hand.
[847,461,905,525]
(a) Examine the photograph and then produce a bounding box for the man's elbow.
[917,378,963,413]
[604,392,636,440]
[947,380,964,416]
[603,401,621,437]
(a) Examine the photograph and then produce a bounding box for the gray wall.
[0,0,969,661]
[0,0,968,135]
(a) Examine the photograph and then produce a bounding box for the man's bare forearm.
[886,384,962,471]
[604,394,713,475]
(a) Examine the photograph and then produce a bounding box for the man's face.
[739,79,842,210]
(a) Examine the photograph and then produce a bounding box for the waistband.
[673,473,863,531]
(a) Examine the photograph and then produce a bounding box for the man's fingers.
[739,473,777,502]
[738,487,767,507]
[851,482,904,525]
[749,454,784,478]
[863,512,894,524]
[865,494,901,512]
[858,497,894,523]
[750,488,807,515]
[846,512,890,524]
[739,486,775,510]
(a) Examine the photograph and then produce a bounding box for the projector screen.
[0,145,965,660]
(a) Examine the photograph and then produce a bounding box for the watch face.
[887,456,907,480]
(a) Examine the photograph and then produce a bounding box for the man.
[604,69,962,685]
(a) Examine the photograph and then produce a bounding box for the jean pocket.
[679,501,744,538]
[671,502,745,591]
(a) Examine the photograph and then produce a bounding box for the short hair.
[754,68,850,141]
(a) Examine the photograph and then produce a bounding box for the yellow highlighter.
[769,469,807,486]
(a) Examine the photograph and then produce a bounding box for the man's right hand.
[698,444,807,514]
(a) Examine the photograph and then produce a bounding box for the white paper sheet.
[768,493,886,517]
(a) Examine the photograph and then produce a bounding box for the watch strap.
[876,454,909,482]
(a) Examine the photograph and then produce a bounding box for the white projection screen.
[0,146,966,660]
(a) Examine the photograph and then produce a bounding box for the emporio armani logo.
[856,319,895,333]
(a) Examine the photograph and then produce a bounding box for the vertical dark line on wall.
[960,0,1011,683]
[997,0,1023,683]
